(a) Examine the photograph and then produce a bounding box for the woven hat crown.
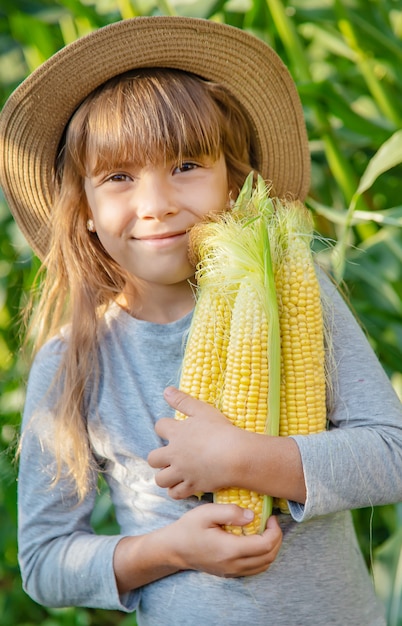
[0,16,310,260]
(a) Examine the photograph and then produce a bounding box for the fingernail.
[164,386,175,398]
[243,508,254,520]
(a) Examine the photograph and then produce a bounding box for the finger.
[147,445,169,469]
[263,515,282,543]
[167,481,201,500]
[261,515,283,553]
[216,522,282,577]
[224,514,282,559]
[163,386,206,418]
[200,503,256,528]
[154,416,176,440]
[265,514,282,533]
[154,466,182,490]
[226,551,278,577]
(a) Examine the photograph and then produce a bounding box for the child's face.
[84,152,229,288]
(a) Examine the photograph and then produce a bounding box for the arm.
[148,387,306,503]
[20,416,281,604]
[148,272,402,518]
[19,341,282,607]
[289,271,402,520]
[18,419,130,609]
[113,505,282,593]
[17,343,133,610]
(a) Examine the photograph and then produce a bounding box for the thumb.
[202,503,255,528]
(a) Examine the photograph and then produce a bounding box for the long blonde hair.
[26,68,257,500]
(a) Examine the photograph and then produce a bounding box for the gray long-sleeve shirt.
[18,271,402,625]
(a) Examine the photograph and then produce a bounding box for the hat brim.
[0,16,310,260]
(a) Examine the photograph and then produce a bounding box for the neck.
[117,279,196,324]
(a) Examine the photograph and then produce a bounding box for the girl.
[1,16,401,626]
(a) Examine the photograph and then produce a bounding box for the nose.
[133,169,178,221]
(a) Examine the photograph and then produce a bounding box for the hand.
[114,503,283,592]
[148,387,241,498]
[167,503,282,578]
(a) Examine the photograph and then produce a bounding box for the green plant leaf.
[357,129,402,195]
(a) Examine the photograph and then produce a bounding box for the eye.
[105,173,133,183]
[173,161,199,174]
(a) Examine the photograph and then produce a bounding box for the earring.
[87,218,95,232]
[227,192,235,210]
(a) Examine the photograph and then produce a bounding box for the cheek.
[94,205,129,239]
[213,171,230,209]
[207,187,229,215]
[93,234,119,267]
[195,182,228,219]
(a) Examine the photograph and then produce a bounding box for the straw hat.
[0,16,310,260]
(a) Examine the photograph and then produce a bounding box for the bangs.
[65,69,224,176]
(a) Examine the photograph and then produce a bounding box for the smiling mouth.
[132,231,188,247]
[134,229,188,241]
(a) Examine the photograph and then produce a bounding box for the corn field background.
[0,0,401,624]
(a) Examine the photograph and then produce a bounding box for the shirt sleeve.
[17,339,139,612]
[288,269,402,522]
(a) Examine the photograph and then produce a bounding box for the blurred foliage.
[0,0,401,624]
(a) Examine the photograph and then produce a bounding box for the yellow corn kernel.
[175,287,231,420]
[276,232,326,436]
[274,223,327,513]
[213,280,269,535]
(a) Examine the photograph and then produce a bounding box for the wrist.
[225,431,306,504]
[226,428,262,487]
[113,528,182,594]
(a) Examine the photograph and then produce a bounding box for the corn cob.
[175,173,327,531]
[175,287,232,419]
[275,207,327,439]
[272,202,327,513]
[214,280,270,535]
